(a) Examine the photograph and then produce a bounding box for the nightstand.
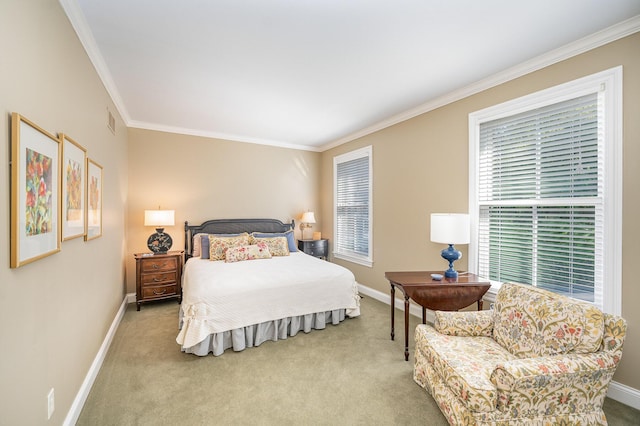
[134,251,184,311]
[298,239,328,260]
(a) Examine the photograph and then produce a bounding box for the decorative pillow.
[208,233,250,261]
[251,236,290,257]
[192,233,207,258]
[200,233,244,259]
[250,230,298,252]
[225,242,272,263]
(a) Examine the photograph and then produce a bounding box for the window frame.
[333,145,373,267]
[468,67,622,315]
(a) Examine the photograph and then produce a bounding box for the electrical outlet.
[47,388,55,420]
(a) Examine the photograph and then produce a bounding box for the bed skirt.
[179,309,348,356]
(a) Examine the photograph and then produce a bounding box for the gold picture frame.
[10,113,61,268]
[60,133,87,241]
[85,158,103,241]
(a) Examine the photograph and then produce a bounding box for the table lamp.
[299,211,316,240]
[144,209,175,254]
[430,213,470,278]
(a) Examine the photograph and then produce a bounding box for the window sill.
[333,252,372,268]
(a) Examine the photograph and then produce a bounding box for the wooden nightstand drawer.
[141,271,177,285]
[298,239,329,259]
[135,251,184,311]
[140,257,178,273]
[141,284,178,299]
[307,245,325,257]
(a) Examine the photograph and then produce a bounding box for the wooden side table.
[298,239,328,260]
[135,251,184,311]
[385,271,490,361]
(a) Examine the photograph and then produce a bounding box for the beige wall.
[126,128,322,292]
[321,33,640,390]
[0,1,128,424]
[1,1,638,422]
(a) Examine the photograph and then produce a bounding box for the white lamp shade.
[430,213,470,244]
[300,211,316,224]
[144,210,175,227]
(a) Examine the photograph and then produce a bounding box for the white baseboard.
[358,281,435,322]
[63,294,130,425]
[607,381,640,410]
[357,282,640,410]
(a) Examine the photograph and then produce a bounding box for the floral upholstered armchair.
[413,282,626,425]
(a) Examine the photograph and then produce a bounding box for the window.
[334,146,373,267]
[469,67,622,314]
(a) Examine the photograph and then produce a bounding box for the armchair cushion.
[416,324,516,413]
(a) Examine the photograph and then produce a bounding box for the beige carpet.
[77,295,639,425]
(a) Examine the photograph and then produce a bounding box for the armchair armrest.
[490,352,619,414]
[602,314,626,356]
[434,310,494,337]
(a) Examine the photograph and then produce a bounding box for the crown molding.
[320,14,640,152]
[58,0,131,124]
[128,120,322,152]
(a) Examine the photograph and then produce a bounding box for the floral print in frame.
[61,133,87,241]
[10,113,61,268]
[85,158,103,241]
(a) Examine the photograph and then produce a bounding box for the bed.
[176,218,361,356]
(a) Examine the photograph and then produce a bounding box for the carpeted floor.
[77,296,639,425]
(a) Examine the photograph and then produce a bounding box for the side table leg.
[422,307,426,324]
[404,295,410,361]
[390,284,395,341]
[477,299,484,311]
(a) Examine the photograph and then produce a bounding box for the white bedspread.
[176,252,361,348]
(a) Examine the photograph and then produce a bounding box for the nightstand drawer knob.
[152,262,169,269]
[153,289,167,295]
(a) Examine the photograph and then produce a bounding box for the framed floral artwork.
[85,158,103,241]
[60,134,87,241]
[10,113,61,268]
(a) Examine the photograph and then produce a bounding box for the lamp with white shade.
[299,211,316,240]
[430,213,470,279]
[144,209,175,254]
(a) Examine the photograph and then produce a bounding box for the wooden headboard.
[184,218,295,259]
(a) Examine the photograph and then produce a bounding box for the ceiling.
[62,1,640,152]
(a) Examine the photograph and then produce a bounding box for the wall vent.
[107,109,116,134]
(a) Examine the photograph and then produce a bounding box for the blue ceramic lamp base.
[441,244,462,278]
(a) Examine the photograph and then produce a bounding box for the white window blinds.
[477,93,603,304]
[334,146,372,266]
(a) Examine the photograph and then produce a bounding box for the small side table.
[385,271,490,361]
[135,251,184,311]
[298,239,328,260]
